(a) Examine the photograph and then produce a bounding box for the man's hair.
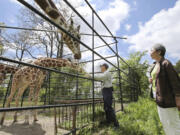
[100,63,109,69]
[152,44,166,57]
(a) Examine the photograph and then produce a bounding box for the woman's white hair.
[152,44,166,57]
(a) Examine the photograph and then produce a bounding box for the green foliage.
[0,43,5,56]
[174,60,180,76]
[48,67,78,102]
[40,66,92,103]
[113,51,149,102]
[78,97,164,135]
[0,86,6,99]
[115,97,164,135]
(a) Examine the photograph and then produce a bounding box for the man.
[149,44,180,135]
[92,63,119,128]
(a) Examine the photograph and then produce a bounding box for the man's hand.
[175,96,180,111]
[85,74,91,78]
[149,78,153,84]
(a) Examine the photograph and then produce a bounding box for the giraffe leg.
[28,84,34,102]
[0,80,18,125]
[13,84,28,123]
[24,83,35,124]
[33,78,44,122]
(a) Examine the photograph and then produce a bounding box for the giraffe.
[34,0,81,59]
[0,63,18,85]
[0,57,79,125]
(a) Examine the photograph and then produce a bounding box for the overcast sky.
[0,0,179,71]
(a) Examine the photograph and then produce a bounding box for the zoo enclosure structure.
[0,0,140,134]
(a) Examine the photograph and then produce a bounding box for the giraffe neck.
[34,0,81,59]
[33,58,77,69]
[34,0,67,28]
[34,0,71,50]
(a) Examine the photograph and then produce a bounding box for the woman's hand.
[149,78,153,84]
[175,96,180,111]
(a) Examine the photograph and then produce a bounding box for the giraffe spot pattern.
[48,10,59,19]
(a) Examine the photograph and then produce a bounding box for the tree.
[113,51,149,102]
[174,60,180,76]
[174,60,180,74]
[3,30,36,61]
[0,22,6,56]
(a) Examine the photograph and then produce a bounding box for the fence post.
[3,74,13,107]
[91,10,95,127]
[54,107,57,135]
[72,106,77,135]
[115,39,123,111]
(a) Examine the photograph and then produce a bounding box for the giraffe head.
[34,0,81,59]
[62,18,81,60]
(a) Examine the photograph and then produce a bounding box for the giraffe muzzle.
[74,53,81,59]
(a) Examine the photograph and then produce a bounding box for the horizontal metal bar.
[62,42,117,57]
[80,55,116,64]
[80,33,127,39]
[0,25,126,39]
[0,56,101,82]
[0,101,104,112]
[0,25,57,33]
[88,70,119,74]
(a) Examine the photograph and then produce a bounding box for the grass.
[0,97,166,135]
[78,97,165,135]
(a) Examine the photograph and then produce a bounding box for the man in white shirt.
[93,63,119,128]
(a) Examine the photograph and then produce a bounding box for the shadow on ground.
[0,123,46,135]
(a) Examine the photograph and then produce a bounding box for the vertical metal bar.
[73,62,79,134]
[92,10,95,124]
[133,71,136,101]
[48,72,51,104]
[58,108,60,124]
[44,76,48,105]
[65,106,67,128]
[54,107,57,135]
[68,106,70,129]
[76,73,79,99]
[129,67,132,102]
[72,106,77,135]
[115,39,124,111]
[3,74,13,107]
[131,69,135,101]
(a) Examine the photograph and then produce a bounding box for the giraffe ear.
[77,25,80,32]
[70,18,74,26]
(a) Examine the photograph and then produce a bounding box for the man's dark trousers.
[102,87,119,126]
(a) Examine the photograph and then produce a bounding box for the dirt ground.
[0,115,68,135]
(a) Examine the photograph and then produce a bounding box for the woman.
[149,44,180,135]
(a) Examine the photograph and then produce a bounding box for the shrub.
[78,97,165,135]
